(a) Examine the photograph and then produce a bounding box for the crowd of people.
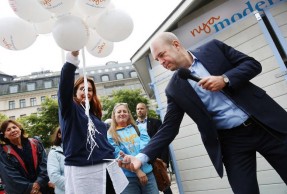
[1,31,287,194]
[0,49,172,194]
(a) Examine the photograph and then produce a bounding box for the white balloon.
[0,17,37,50]
[34,18,56,34]
[52,15,89,51]
[95,9,133,42]
[86,31,113,58]
[85,14,101,30]
[85,2,115,29]
[69,2,86,18]
[106,2,115,11]
[38,0,76,15]
[9,0,52,22]
[76,0,111,16]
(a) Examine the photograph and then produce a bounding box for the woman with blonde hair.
[107,103,159,194]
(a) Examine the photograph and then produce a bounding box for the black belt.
[241,117,254,127]
[218,117,255,135]
[234,117,254,129]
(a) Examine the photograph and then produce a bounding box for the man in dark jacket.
[119,32,287,194]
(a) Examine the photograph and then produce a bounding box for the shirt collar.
[187,51,198,64]
[187,51,199,73]
[136,117,147,124]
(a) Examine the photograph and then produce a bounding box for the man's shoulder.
[198,39,222,49]
[148,117,160,121]
[148,117,162,124]
[191,39,224,58]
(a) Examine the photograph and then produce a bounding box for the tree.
[101,89,159,121]
[0,113,8,125]
[17,97,59,147]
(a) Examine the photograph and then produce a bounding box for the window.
[116,73,124,80]
[51,94,57,99]
[30,98,37,106]
[27,82,36,91]
[130,71,137,78]
[9,85,18,93]
[101,75,110,82]
[44,80,52,89]
[41,96,46,102]
[19,99,26,108]
[9,101,15,110]
[20,114,26,117]
[9,116,15,120]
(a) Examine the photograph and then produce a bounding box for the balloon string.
[81,48,89,115]
[81,48,101,160]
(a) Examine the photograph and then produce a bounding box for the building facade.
[0,61,144,119]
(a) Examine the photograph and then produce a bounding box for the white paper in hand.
[106,161,129,194]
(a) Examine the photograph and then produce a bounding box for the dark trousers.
[106,171,116,194]
[218,120,287,194]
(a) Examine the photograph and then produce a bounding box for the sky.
[0,0,181,76]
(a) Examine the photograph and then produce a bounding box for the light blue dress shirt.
[136,118,147,130]
[188,53,249,129]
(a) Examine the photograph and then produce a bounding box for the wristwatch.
[222,74,229,85]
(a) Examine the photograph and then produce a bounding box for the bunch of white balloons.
[0,0,134,58]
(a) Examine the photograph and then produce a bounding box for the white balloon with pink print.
[0,0,134,58]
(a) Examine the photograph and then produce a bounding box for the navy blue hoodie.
[58,62,114,166]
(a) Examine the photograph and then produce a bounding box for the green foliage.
[17,98,59,147]
[148,109,160,119]
[102,89,159,120]
[0,113,8,125]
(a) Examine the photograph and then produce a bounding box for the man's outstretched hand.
[118,151,142,172]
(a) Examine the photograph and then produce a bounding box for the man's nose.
[159,59,167,68]
[159,58,165,65]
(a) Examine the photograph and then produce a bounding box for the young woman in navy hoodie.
[58,51,116,194]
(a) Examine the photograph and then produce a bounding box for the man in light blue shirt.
[118,32,287,194]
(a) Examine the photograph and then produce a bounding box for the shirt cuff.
[66,52,80,67]
[135,153,150,165]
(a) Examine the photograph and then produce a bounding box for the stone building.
[0,61,143,119]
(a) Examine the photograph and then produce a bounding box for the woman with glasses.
[0,119,49,194]
[58,51,116,194]
[107,103,159,194]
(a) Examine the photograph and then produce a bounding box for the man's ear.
[172,40,180,50]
